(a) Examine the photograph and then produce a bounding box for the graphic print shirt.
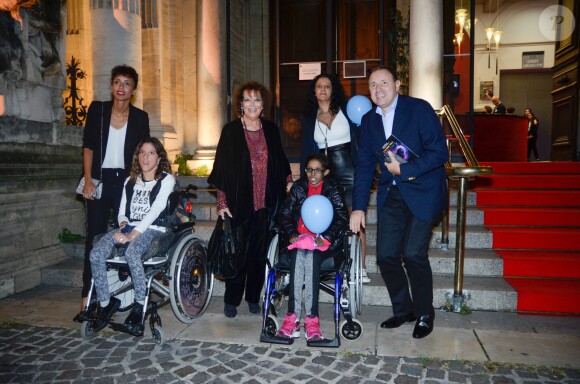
[118,172,176,234]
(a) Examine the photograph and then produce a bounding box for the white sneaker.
[362,269,371,284]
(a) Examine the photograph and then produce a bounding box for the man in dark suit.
[491,96,506,114]
[349,66,448,339]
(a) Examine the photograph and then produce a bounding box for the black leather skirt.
[320,143,354,206]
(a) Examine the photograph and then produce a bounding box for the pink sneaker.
[276,313,300,338]
[305,315,324,341]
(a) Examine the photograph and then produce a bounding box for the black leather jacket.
[277,177,348,252]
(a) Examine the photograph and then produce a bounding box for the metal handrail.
[436,106,493,312]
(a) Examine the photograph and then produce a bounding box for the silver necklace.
[316,110,332,155]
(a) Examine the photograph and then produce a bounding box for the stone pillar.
[90,0,143,107]
[409,0,443,109]
[194,0,227,161]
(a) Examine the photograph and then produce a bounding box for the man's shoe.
[92,297,121,332]
[124,302,145,336]
[380,313,416,329]
[412,311,435,339]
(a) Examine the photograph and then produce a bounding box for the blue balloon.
[346,95,372,125]
[301,195,334,234]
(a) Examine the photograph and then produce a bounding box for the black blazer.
[82,100,150,179]
[493,102,506,114]
[353,95,449,221]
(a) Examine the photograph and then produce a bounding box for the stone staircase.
[41,175,517,311]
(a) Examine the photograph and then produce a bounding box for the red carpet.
[499,251,580,279]
[473,162,580,314]
[505,278,580,313]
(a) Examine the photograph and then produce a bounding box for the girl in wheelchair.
[89,137,175,334]
[276,153,348,341]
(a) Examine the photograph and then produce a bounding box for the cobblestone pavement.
[1,325,579,384]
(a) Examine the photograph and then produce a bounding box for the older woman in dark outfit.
[300,74,370,283]
[208,81,293,318]
[74,65,150,321]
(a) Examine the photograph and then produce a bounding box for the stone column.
[90,0,143,107]
[409,0,443,109]
[194,0,226,161]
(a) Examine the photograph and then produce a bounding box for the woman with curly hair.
[208,81,293,318]
[301,74,369,282]
[88,137,175,334]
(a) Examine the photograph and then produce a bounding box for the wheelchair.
[259,227,364,347]
[78,184,213,345]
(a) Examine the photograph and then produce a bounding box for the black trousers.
[82,168,126,297]
[224,208,270,306]
[527,138,539,160]
[376,186,435,317]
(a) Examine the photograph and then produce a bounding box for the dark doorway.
[500,70,552,161]
[270,0,392,161]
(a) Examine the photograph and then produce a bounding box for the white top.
[118,172,176,234]
[375,95,399,185]
[314,109,351,148]
[102,123,127,169]
[375,94,399,140]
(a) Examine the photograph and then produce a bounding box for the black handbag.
[208,215,249,279]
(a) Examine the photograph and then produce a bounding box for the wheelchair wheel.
[108,269,134,312]
[348,233,363,317]
[80,321,95,339]
[339,319,364,341]
[169,234,213,323]
[266,234,288,314]
[152,326,165,345]
[265,315,279,337]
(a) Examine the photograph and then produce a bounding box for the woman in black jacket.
[74,65,150,322]
[525,107,540,161]
[208,81,292,318]
[300,74,369,282]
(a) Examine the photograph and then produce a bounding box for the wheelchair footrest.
[109,322,144,337]
[307,337,340,348]
[259,331,295,345]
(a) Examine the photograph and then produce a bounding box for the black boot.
[93,297,121,332]
[124,302,145,336]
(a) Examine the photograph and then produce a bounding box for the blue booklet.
[379,134,419,164]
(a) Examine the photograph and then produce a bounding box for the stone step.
[190,201,486,227]
[363,248,503,276]
[365,206,484,226]
[41,247,504,289]
[42,259,515,311]
[192,219,493,250]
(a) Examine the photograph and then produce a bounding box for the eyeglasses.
[305,167,325,174]
[242,97,263,105]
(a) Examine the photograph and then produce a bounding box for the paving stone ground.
[1,325,579,384]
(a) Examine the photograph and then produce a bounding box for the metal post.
[451,177,469,312]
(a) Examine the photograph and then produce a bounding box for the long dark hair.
[305,74,346,118]
[129,137,171,183]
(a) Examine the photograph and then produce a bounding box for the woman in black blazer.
[75,65,150,321]
[300,74,369,283]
